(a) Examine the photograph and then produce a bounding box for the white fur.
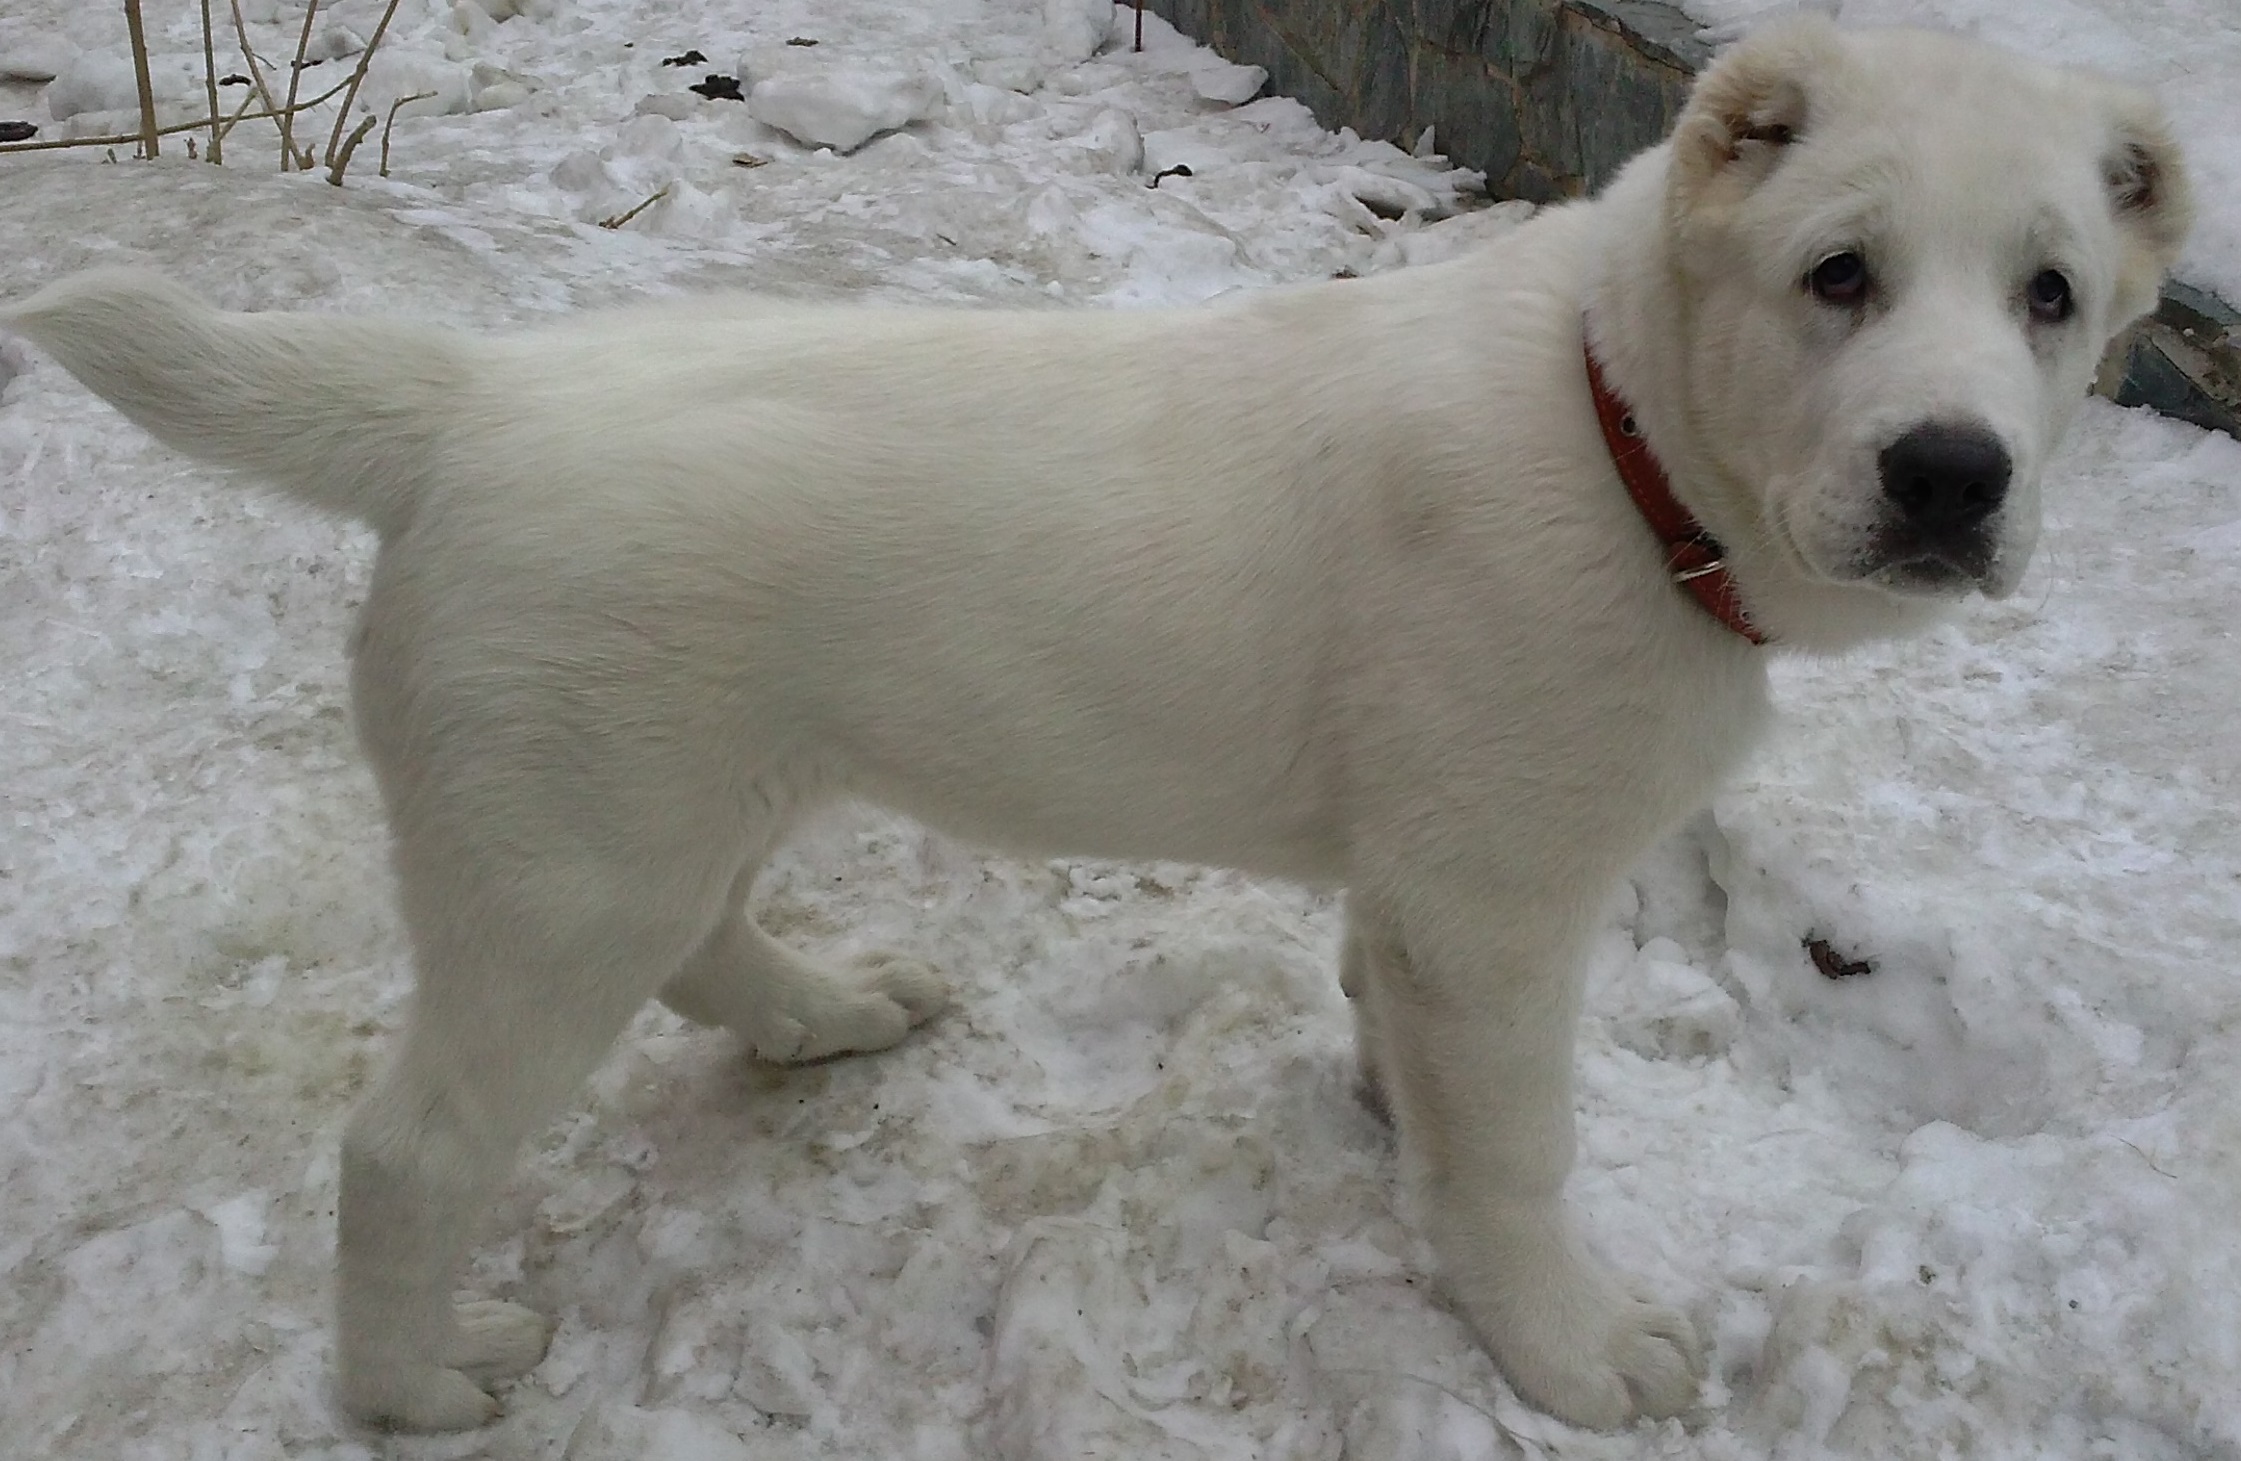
[1,19,2186,1433]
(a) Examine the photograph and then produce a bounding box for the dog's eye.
[1807,252,1869,307]
[2026,269,2074,323]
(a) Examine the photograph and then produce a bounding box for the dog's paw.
[341,1301,550,1432]
[448,1299,554,1383]
[751,951,951,1064]
[1487,1279,1702,1429]
[855,950,951,1028]
[341,1361,503,1432]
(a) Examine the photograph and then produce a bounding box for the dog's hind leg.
[659,869,950,1064]
[1339,889,1403,1124]
[335,829,742,1431]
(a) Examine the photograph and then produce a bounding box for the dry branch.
[199,0,223,163]
[3,0,411,180]
[326,112,376,185]
[122,0,161,159]
[324,0,406,167]
[598,187,670,230]
[380,90,436,176]
[211,78,265,147]
[227,0,283,127]
[0,75,357,156]
[278,0,322,170]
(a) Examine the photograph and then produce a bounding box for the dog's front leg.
[1353,885,1701,1427]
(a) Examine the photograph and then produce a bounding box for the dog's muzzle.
[1871,421,2012,589]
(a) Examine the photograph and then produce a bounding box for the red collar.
[1583,342,1769,646]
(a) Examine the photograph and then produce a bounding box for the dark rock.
[688,73,745,102]
[2105,282,2241,438]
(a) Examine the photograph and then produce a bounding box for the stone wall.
[1152,0,2240,437]
[2104,282,2241,438]
[1154,0,1707,200]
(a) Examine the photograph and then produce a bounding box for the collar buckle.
[1583,338,1769,647]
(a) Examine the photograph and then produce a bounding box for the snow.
[0,38,76,84]
[1189,60,1266,106]
[44,52,153,121]
[0,0,2235,1458]
[746,64,944,153]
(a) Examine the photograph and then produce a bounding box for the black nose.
[1879,423,2011,535]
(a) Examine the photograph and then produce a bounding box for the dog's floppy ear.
[1667,15,1843,213]
[2099,91,2193,325]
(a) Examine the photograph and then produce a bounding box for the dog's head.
[1661,18,2189,628]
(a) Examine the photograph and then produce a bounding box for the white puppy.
[4,17,2187,1434]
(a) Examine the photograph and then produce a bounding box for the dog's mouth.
[1853,514,2008,597]
[1856,535,2005,597]
[1772,510,2001,599]
[1868,556,1985,595]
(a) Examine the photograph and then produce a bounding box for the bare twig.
[8,0,415,177]
[324,0,406,167]
[212,76,263,146]
[1,126,195,157]
[225,68,350,144]
[326,111,376,185]
[0,76,357,156]
[2116,1137,2178,1179]
[123,0,161,159]
[278,0,322,170]
[380,90,436,176]
[228,0,284,129]
[0,132,119,156]
[598,186,670,230]
[199,0,223,163]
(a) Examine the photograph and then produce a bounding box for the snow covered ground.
[0,1,2235,1458]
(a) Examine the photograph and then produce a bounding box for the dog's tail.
[3,269,466,538]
